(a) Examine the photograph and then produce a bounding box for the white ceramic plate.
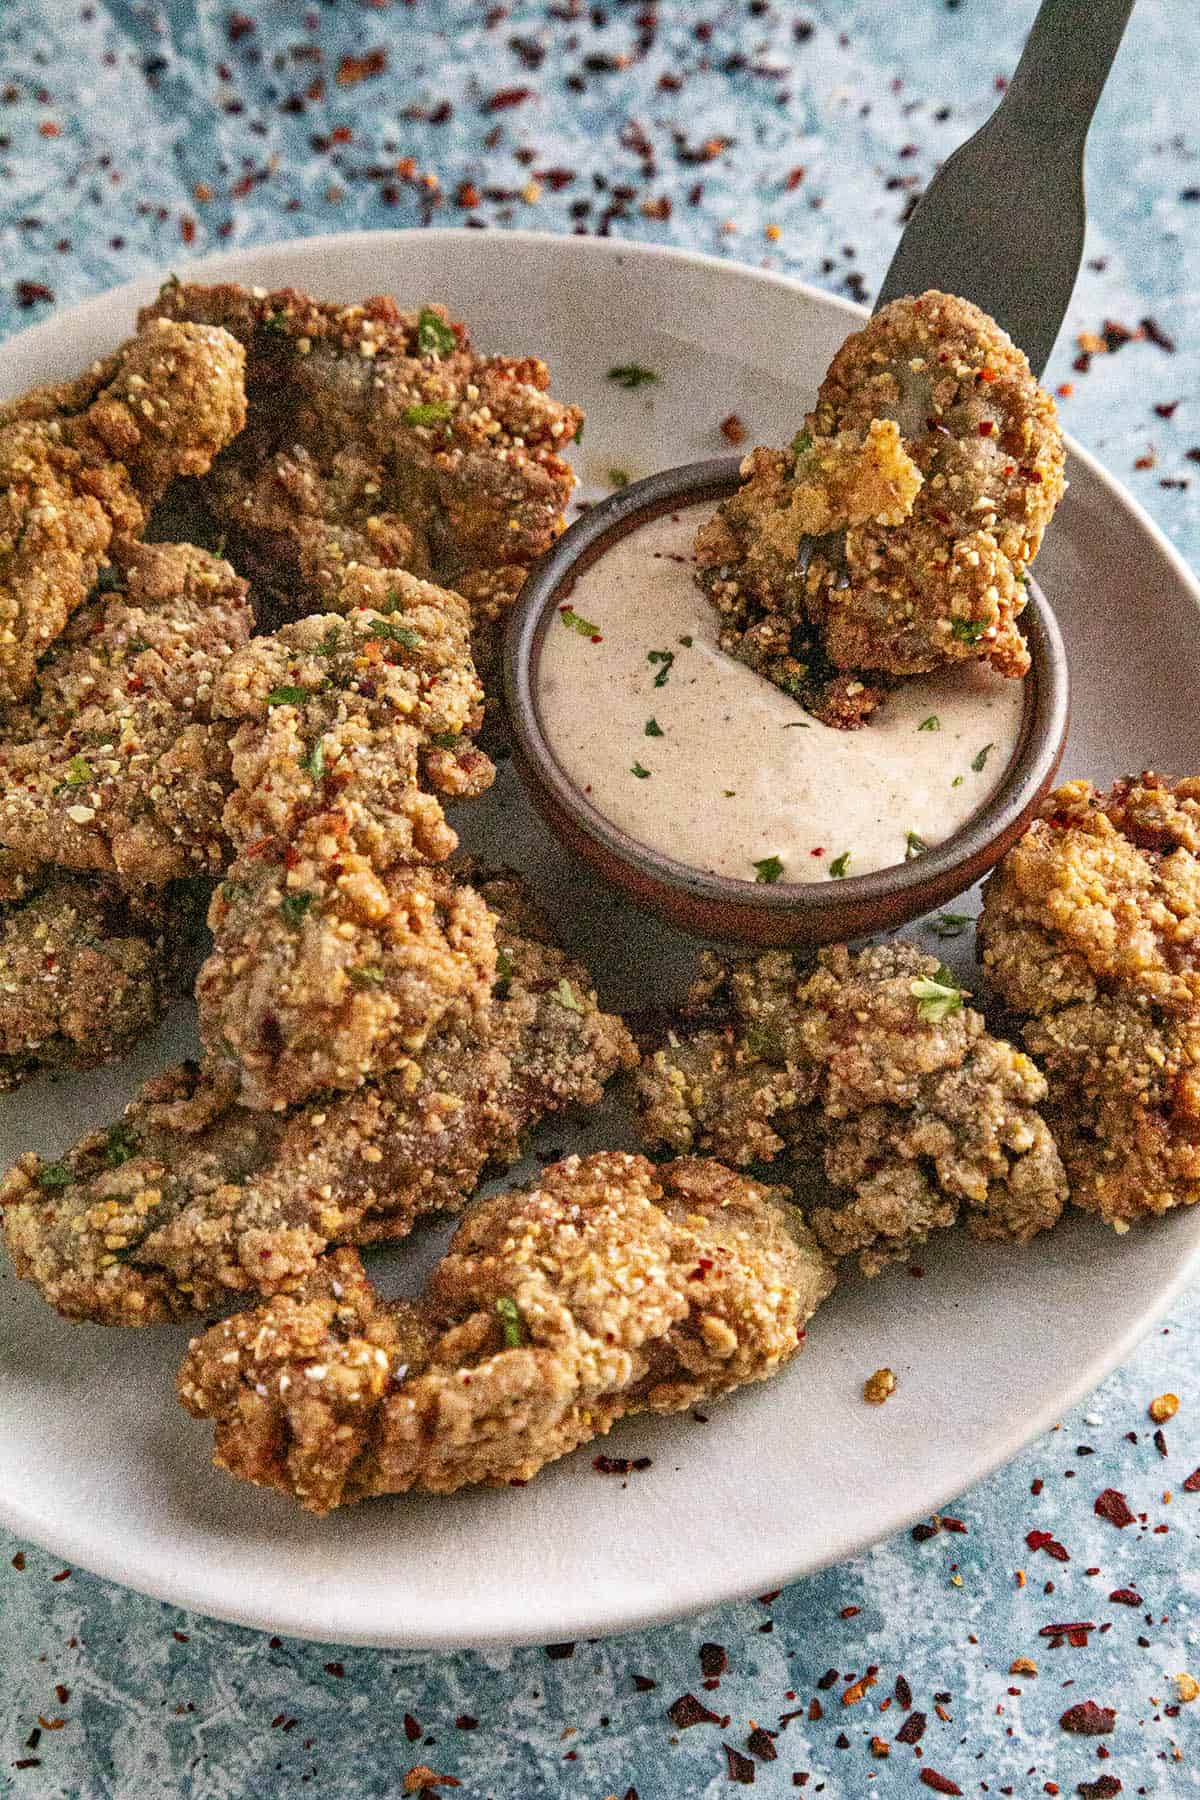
[3,230,1199,1651]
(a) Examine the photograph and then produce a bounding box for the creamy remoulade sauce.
[536,502,1026,885]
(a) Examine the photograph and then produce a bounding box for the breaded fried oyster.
[695,291,1065,725]
[979,773,1200,1228]
[177,1152,835,1514]
[637,941,1066,1274]
[0,317,246,704]
[0,540,253,886]
[1,873,636,1324]
[141,281,582,683]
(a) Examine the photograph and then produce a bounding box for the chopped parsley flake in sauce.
[280,890,314,925]
[647,648,674,687]
[304,739,325,782]
[416,308,457,357]
[367,619,422,648]
[905,830,926,861]
[972,741,995,772]
[495,1296,525,1348]
[918,715,941,731]
[608,468,631,488]
[64,756,92,787]
[402,400,454,427]
[829,851,851,878]
[911,970,966,1023]
[951,618,987,643]
[644,718,664,737]
[350,966,386,987]
[559,605,601,639]
[931,911,973,938]
[607,363,658,390]
[105,1122,138,1168]
[37,1161,72,1189]
[266,685,310,708]
[753,854,784,884]
[791,428,814,456]
[552,977,584,1013]
[631,761,651,779]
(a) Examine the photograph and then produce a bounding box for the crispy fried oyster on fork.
[636,941,1066,1275]
[197,594,496,1109]
[695,291,1065,726]
[979,774,1200,1228]
[1,873,636,1324]
[177,1152,835,1514]
[0,317,246,705]
[0,539,253,886]
[141,282,583,686]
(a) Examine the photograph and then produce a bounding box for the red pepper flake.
[1060,1701,1116,1735]
[668,1694,723,1729]
[1108,1588,1142,1606]
[13,1761,41,1771]
[720,413,747,445]
[593,1454,652,1475]
[402,1769,460,1794]
[454,1715,478,1730]
[1140,317,1176,353]
[172,1631,189,1644]
[839,1605,860,1618]
[816,1669,839,1690]
[1039,1620,1095,1639]
[1155,400,1181,418]
[403,1714,422,1742]
[912,1521,939,1542]
[724,1743,756,1783]
[1181,1467,1200,1492]
[1026,1529,1069,1561]
[323,1662,345,1678]
[336,48,387,86]
[11,1552,25,1570]
[51,1568,71,1582]
[807,1698,822,1722]
[54,1686,70,1704]
[545,1643,575,1660]
[1031,1478,1044,1495]
[896,1710,927,1745]
[895,1674,913,1709]
[1078,1778,1122,1798]
[1094,1489,1135,1529]
[920,1771,963,1796]
[700,1643,728,1679]
[15,281,54,308]
[484,86,534,111]
[633,1674,657,1692]
[746,1726,777,1761]
[1154,1428,1169,1458]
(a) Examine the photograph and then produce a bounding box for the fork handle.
[1001,0,1134,140]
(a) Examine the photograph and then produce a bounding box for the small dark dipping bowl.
[504,457,1069,947]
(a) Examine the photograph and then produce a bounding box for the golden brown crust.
[695,292,1065,723]
[176,1152,835,1514]
[1,872,636,1324]
[0,319,246,706]
[979,774,1200,1227]
[636,941,1066,1274]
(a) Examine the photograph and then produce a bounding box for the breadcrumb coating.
[140,282,582,689]
[176,1152,835,1514]
[0,874,200,1091]
[0,540,253,886]
[1,872,636,1324]
[695,291,1065,725]
[637,941,1066,1274]
[0,318,246,705]
[979,774,1200,1227]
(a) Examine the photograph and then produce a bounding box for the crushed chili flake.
[402,1768,460,1794]
[1077,1779,1122,1798]
[323,1661,345,1678]
[454,1715,478,1730]
[1060,1701,1116,1735]
[724,1744,756,1784]
[1182,1467,1200,1492]
[720,413,747,445]
[896,1710,927,1744]
[839,1606,860,1618]
[593,1454,652,1475]
[1141,317,1176,352]
[545,1643,575,1660]
[667,1693,722,1729]
[816,1669,839,1690]
[807,1698,822,1722]
[1010,1658,1038,1676]
[404,1714,422,1742]
[1109,1588,1142,1606]
[1026,1529,1069,1561]
[11,1552,25,1571]
[700,1643,728,1679]
[633,1674,657,1692]
[841,1674,877,1706]
[919,1771,963,1795]
[747,1726,778,1761]
[1094,1489,1136,1529]
[895,1675,913,1709]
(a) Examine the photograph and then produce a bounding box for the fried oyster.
[636,941,1066,1274]
[695,291,1065,726]
[0,317,246,705]
[141,281,582,686]
[1,873,636,1324]
[177,1151,835,1514]
[979,774,1200,1229]
[0,539,253,887]
[196,598,495,1109]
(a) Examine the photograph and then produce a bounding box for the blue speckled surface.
[3,2,1200,1794]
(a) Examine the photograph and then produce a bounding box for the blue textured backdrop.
[3,3,1200,1795]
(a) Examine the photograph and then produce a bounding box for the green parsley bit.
[559,605,601,639]
[723,789,736,798]
[781,720,810,729]
[931,911,973,938]
[647,648,675,687]
[37,1161,72,1189]
[644,718,664,737]
[316,626,343,658]
[350,966,386,987]
[828,851,851,878]
[416,307,457,357]
[607,363,658,390]
[918,715,941,732]
[753,854,784,884]
[910,970,966,1023]
[573,419,584,445]
[95,566,123,595]
[791,428,814,457]
[951,774,965,788]
[678,634,693,647]
[64,755,93,787]
[431,731,460,750]
[631,761,651,779]
[495,1296,525,1348]
[367,619,422,649]
[105,1122,139,1168]
[951,617,987,644]
[265,685,310,708]
[401,400,454,427]
[607,468,630,488]
[553,977,584,1013]
[495,946,515,982]
[220,880,251,904]
[280,890,314,925]
[304,738,325,783]
[263,310,290,336]
[905,830,926,862]
[972,742,995,773]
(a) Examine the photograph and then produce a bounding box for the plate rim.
[3,226,1200,1649]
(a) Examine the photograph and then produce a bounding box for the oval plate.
[2,229,1199,1650]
